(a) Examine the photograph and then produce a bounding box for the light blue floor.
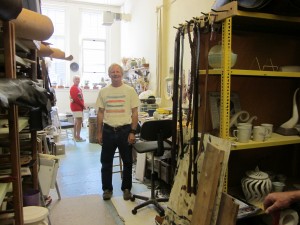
[51,127,149,224]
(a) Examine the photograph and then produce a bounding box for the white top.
[95,84,140,127]
[23,206,49,223]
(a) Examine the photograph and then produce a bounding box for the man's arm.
[131,107,138,130]
[97,107,104,144]
[127,107,138,145]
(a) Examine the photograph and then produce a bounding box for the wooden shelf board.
[216,1,300,23]
[0,117,28,136]
[16,55,31,68]
[230,133,300,150]
[16,38,41,51]
[0,183,10,206]
[200,69,300,78]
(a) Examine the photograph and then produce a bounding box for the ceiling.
[66,0,126,6]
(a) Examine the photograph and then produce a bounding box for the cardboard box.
[55,143,65,155]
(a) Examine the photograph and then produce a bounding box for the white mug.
[233,126,251,143]
[237,123,252,140]
[253,126,269,141]
[261,123,273,139]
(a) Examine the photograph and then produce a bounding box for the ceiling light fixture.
[102,11,131,26]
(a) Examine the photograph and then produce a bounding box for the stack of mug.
[233,123,273,143]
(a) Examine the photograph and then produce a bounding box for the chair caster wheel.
[132,209,137,215]
[130,196,135,201]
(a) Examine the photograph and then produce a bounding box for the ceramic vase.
[241,167,272,203]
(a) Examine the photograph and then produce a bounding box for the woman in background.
[70,75,86,142]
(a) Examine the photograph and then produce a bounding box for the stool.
[23,206,49,225]
[113,149,123,179]
[0,206,49,225]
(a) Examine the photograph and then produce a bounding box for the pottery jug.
[241,167,272,203]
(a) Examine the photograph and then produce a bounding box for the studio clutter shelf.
[198,2,300,209]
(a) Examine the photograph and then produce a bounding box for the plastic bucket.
[23,189,41,206]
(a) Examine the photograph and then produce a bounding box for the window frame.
[41,6,67,87]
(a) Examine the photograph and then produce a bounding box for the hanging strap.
[171,26,182,179]
[186,21,195,129]
[192,22,202,194]
[178,26,185,161]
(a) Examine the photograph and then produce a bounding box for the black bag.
[0,0,22,21]
[29,107,51,131]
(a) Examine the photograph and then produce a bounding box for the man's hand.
[264,192,294,214]
[128,133,136,145]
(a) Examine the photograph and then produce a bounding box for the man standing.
[70,75,86,142]
[96,63,140,201]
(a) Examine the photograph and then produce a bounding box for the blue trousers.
[101,124,132,191]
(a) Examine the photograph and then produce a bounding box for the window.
[81,11,108,87]
[41,4,110,87]
[41,6,66,86]
[82,40,105,73]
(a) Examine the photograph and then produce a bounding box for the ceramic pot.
[241,167,272,203]
[208,44,237,69]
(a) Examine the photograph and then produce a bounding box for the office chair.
[131,119,173,217]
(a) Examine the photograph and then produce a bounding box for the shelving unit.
[1,20,24,225]
[199,2,300,204]
[0,20,40,225]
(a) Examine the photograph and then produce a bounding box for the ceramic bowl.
[208,53,237,69]
[208,44,237,69]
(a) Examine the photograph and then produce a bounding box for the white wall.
[43,0,214,112]
[121,0,162,94]
[121,0,212,106]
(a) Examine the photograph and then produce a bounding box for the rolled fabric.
[11,8,54,41]
[0,0,22,21]
[279,209,299,225]
[50,48,73,61]
[37,44,54,57]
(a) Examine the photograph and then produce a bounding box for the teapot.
[241,167,272,204]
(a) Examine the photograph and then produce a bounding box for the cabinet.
[199,1,300,203]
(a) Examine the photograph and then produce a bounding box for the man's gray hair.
[108,63,123,75]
